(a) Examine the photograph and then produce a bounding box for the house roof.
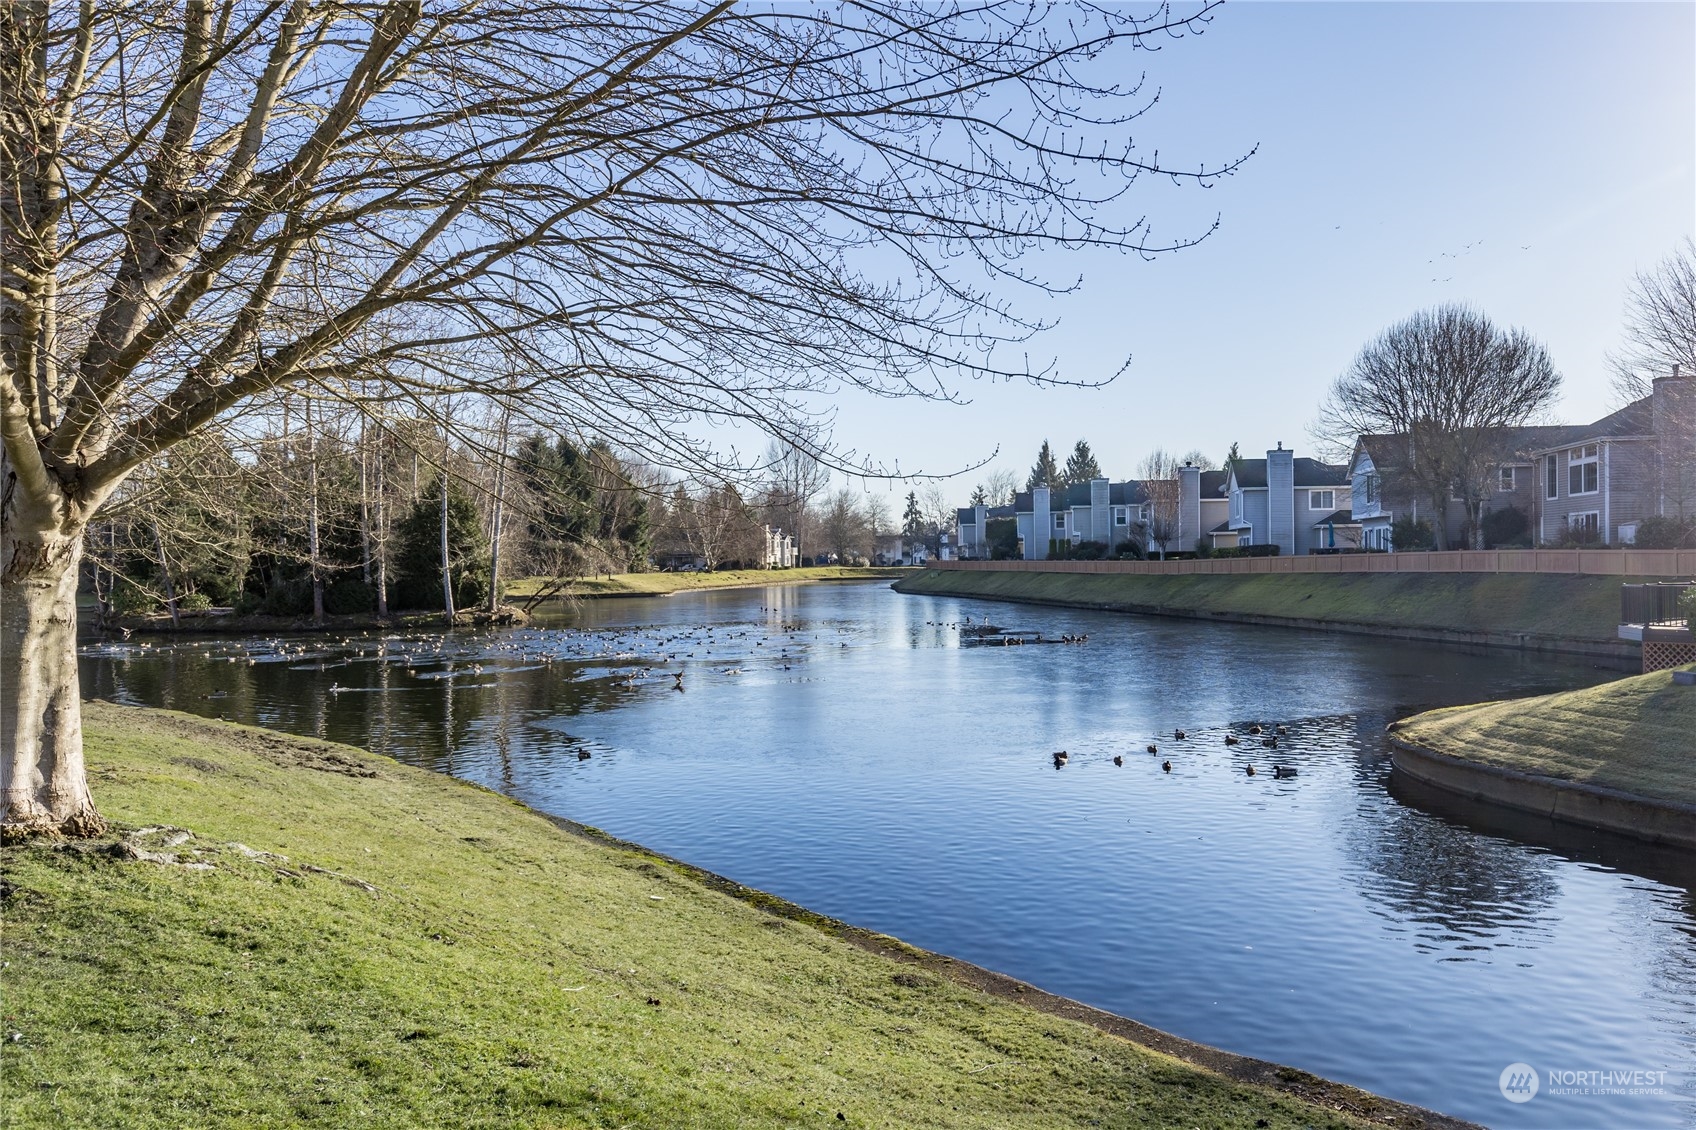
[1209,520,1234,534]
[1229,457,1349,489]
[1014,481,1149,511]
[1356,424,1592,471]
[1528,396,1654,452]
[1310,509,1358,527]
[957,503,1017,523]
[1111,481,1151,505]
[1200,469,1230,497]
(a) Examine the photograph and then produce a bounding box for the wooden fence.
[932,549,1696,578]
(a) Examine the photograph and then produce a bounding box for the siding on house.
[1530,390,1670,545]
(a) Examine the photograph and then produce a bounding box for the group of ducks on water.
[1051,723,1300,778]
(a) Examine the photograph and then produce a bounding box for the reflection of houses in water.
[1326,712,1565,952]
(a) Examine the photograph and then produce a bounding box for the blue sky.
[829,1,1695,502]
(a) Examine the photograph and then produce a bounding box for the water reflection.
[80,583,1696,1128]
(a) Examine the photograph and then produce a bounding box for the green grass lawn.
[1391,666,1696,806]
[896,568,1643,644]
[505,566,905,600]
[0,704,1406,1129]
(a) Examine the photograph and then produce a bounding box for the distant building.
[954,503,1017,558]
[1530,369,1694,545]
[760,525,798,568]
[1218,444,1352,554]
[1013,480,1151,559]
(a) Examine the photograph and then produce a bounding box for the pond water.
[81,581,1696,1128]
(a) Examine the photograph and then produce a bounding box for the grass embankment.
[1391,666,1696,808]
[0,705,1420,1129]
[505,565,904,600]
[896,568,1638,645]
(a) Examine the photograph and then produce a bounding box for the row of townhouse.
[955,471,1229,560]
[956,367,1694,558]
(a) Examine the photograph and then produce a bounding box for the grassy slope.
[896,568,1637,643]
[1392,666,1696,806]
[504,567,904,600]
[1,704,1386,1130]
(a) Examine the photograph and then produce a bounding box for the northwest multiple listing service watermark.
[1500,1061,1672,1104]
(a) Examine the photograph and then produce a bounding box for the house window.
[1567,444,1599,495]
[1365,475,1379,506]
[1498,466,1517,492]
[1545,454,1558,499]
[1569,511,1600,534]
[1113,506,1128,526]
[1054,514,1066,530]
[1308,489,1335,510]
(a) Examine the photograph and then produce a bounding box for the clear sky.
[827,1,1696,504]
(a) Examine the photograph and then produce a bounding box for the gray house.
[1532,368,1695,545]
[1218,445,1351,554]
[1346,432,1554,550]
[1012,480,1151,559]
[953,503,1017,559]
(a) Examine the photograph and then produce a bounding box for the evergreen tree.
[1063,439,1103,484]
[392,476,491,611]
[1025,440,1062,492]
[1223,441,1242,475]
[514,434,596,547]
[902,491,925,539]
[968,484,988,506]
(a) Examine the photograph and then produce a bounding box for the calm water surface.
[82,581,1696,1128]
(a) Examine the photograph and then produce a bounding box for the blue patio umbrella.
[1326,519,1335,548]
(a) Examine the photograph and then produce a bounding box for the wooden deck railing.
[933,549,1696,577]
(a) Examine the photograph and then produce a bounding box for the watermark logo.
[1498,1062,1671,1103]
[1499,1063,1540,1103]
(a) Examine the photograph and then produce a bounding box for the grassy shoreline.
[1390,666,1696,809]
[895,567,1646,652]
[503,566,906,600]
[0,704,1462,1129]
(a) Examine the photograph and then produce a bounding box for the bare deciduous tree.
[1607,240,1696,523]
[979,468,1020,508]
[1315,305,1560,550]
[1610,238,1696,404]
[1137,449,1181,559]
[1,0,1240,836]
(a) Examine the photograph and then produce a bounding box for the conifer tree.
[1026,441,1063,492]
[1064,440,1103,485]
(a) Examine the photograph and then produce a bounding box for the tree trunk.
[439,470,456,623]
[150,517,180,628]
[359,419,372,586]
[1,515,104,841]
[373,433,389,618]
[485,405,511,615]
[306,400,325,623]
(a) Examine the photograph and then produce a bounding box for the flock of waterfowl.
[1051,723,1302,779]
[82,615,851,704]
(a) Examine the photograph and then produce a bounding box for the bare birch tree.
[1,0,1241,836]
